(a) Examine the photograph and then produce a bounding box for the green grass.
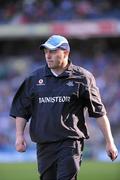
[78,161,120,180]
[0,161,119,180]
[0,162,38,180]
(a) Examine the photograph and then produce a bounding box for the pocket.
[72,140,80,156]
[73,139,84,156]
[61,139,84,157]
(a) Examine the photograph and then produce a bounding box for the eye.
[50,49,57,53]
[44,49,57,54]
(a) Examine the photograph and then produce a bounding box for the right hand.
[16,136,27,152]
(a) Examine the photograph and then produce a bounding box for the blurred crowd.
[0,38,120,159]
[0,0,120,24]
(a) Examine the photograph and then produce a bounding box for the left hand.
[106,142,118,161]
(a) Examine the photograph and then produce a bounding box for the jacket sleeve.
[82,73,106,118]
[10,78,32,121]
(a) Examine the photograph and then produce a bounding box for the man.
[10,35,118,180]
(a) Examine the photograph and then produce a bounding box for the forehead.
[44,48,65,53]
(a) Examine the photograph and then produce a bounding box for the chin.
[48,65,53,68]
[48,65,56,69]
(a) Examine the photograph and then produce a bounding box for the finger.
[16,144,26,152]
[108,152,118,161]
[112,153,118,161]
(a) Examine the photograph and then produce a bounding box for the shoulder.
[20,65,46,87]
[71,64,97,89]
[26,65,45,80]
[30,65,45,77]
[71,64,96,87]
[71,64,94,80]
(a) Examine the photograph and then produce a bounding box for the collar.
[44,60,74,78]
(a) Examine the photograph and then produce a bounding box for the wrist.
[106,139,114,145]
[16,132,24,137]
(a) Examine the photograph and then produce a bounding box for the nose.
[46,51,52,59]
[47,52,51,58]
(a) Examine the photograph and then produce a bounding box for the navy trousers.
[37,139,84,180]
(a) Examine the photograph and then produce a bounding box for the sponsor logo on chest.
[39,96,71,104]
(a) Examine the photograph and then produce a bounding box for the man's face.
[44,48,68,69]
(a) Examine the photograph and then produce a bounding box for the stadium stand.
[0,0,120,24]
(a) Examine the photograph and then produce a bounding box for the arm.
[15,117,27,152]
[96,115,118,161]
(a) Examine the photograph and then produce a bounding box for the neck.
[51,60,69,75]
[51,68,64,76]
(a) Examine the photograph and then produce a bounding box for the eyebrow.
[44,48,58,52]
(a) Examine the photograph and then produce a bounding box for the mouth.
[47,60,53,63]
[47,61,54,67]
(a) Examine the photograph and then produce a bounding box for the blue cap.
[40,35,70,51]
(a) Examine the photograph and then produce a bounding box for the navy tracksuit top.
[10,62,106,143]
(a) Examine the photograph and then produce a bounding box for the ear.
[64,50,69,58]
